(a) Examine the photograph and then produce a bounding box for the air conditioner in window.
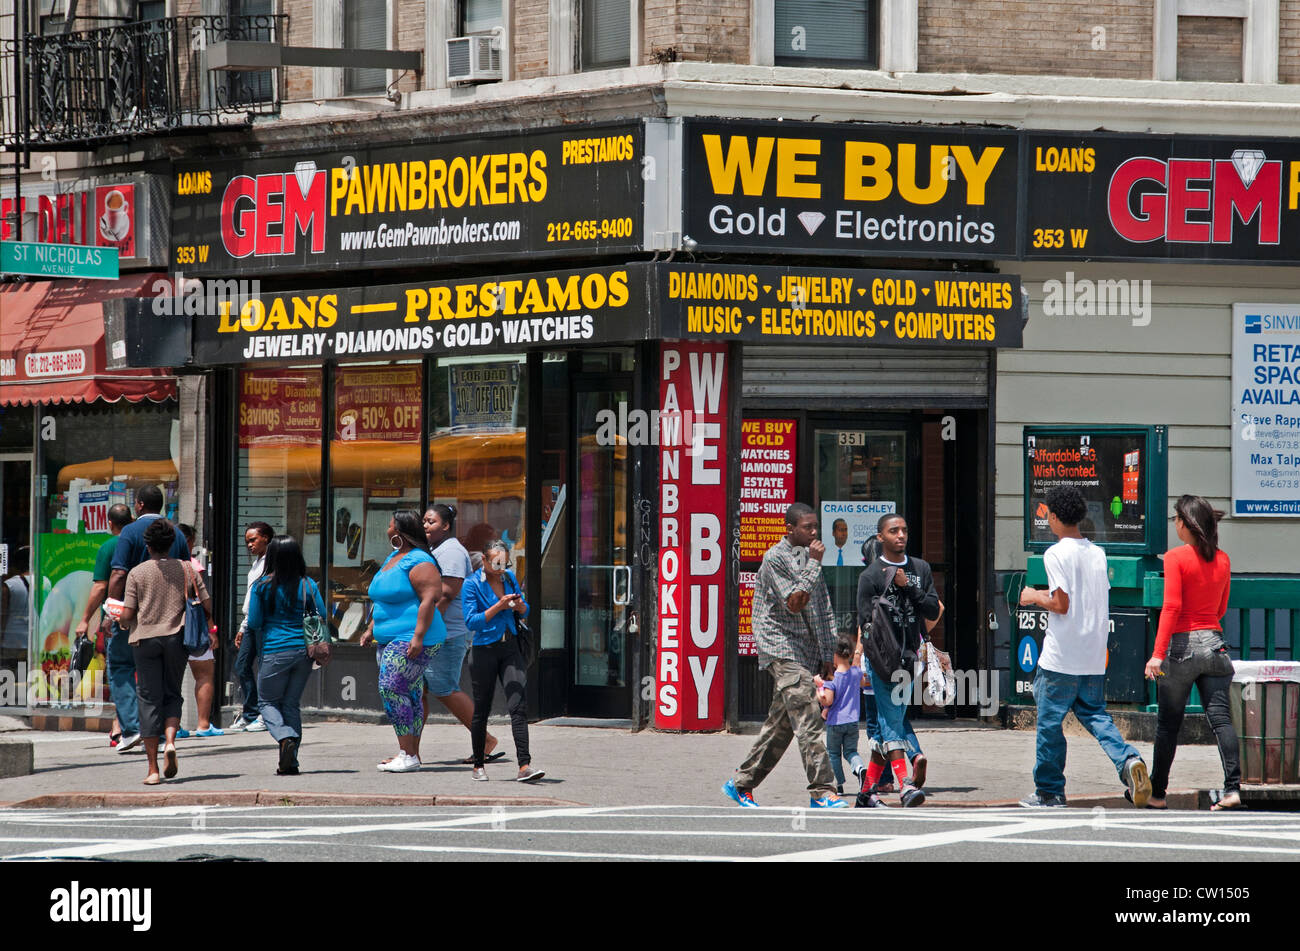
[447,35,502,83]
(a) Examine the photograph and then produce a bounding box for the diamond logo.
[1231,149,1265,187]
[294,160,318,196]
[797,211,826,235]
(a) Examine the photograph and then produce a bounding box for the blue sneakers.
[809,796,848,808]
[194,726,224,737]
[722,779,759,808]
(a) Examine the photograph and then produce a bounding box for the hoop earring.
[390,535,402,550]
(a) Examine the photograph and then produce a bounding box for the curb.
[8,791,588,809]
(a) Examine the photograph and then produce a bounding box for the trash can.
[1230,661,1300,785]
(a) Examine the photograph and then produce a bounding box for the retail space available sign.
[683,120,1019,259]
[1025,132,1300,264]
[739,418,797,561]
[656,342,728,731]
[171,124,643,275]
[191,264,651,364]
[659,264,1023,349]
[1232,303,1300,516]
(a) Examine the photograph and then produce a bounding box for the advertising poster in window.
[1024,430,1155,548]
[334,366,422,442]
[449,363,521,430]
[1231,303,1300,516]
[820,500,897,568]
[739,418,796,562]
[32,533,109,706]
[238,370,322,447]
[738,571,756,657]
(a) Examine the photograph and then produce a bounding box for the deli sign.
[1025,132,1300,263]
[171,124,643,275]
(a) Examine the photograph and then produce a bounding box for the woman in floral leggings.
[360,510,446,773]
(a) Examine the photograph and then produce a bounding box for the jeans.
[131,633,187,739]
[106,622,139,735]
[867,665,911,755]
[825,721,865,786]
[257,649,314,743]
[470,636,530,768]
[1151,630,1240,797]
[235,625,261,722]
[863,692,924,761]
[1034,666,1140,798]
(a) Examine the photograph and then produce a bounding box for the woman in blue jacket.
[247,535,326,776]
[463,540,544,782]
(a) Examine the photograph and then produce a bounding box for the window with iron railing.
[227,0,274,104]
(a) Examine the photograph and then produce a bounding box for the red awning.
[0,273,175,406]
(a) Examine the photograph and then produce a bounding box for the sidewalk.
[0,717,1228,810]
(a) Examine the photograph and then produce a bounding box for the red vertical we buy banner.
[656,342,729,731]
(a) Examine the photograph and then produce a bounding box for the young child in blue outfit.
[815,634,867,796]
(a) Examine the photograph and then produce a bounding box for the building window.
[579,0,630,72]
[137,0,166,21]
[461,0,503,35]
[774,0,878,69]
[38,0,67,35]
[344,0,388,95]
[228,0,275,104]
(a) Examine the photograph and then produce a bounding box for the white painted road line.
[754,818,1095,861]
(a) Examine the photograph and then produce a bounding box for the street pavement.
[1,804,1296,862]
[0,716,1233,810]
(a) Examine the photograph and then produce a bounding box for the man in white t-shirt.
[1018,485,1150,808]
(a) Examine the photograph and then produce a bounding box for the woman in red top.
[1143,495,1239,810]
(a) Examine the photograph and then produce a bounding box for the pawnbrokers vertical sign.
[1232,303,1300,516]
[656,342,728,730]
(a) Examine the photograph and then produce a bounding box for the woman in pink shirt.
[1143,495,1238,810]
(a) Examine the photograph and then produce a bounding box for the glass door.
[569,380,632,716]
[0,455,33,679]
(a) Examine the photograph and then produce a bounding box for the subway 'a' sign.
[683,119,1020,259]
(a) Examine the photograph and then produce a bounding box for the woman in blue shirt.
[463,540,544,782]
[360,510,446,773]
[247,535,326,776]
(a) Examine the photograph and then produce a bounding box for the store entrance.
[0,454,33,679]
[567,373,634,718]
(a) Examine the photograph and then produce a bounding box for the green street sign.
[0,241,119,280]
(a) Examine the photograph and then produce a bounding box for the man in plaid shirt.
[723,503,845,808]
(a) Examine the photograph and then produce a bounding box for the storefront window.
[32,399,180,706]
[537,354,569,652]
[237,369,323,618]
[815,427,909,632]
[329,363,424,643]
[429,355,527,584]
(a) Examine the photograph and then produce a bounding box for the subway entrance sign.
[1,241,120,280]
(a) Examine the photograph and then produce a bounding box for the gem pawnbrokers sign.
[1,241,119,280]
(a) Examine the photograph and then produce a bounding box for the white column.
[1243,0,1279,84]
[313,0,344,98]
[549,0,574,75]
[750,0,774,66]
[879,0,917,73]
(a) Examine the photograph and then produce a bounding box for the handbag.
[920,641,957,707]
[506,572,535,665]
[72,633,95,672]
[182,563,210,656]
[301,579,332,666]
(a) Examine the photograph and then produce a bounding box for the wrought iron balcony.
[1,14,287,150]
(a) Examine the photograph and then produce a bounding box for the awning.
[0,273,176,406]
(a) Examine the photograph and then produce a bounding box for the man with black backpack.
[856,513,940,807]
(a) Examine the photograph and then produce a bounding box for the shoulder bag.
[301,579,332,665]
[182,562,210,656]
[505,572,535,666]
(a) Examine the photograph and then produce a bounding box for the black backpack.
[862,595,906,682]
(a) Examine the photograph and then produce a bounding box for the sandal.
[163,744,178,779]
[1211,792,1242,811]
[143,774,161,786]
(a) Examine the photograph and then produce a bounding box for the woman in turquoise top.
[360,510,446,773]
[247,535,326,776]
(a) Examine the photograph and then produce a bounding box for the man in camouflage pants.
[723,502,845,808]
